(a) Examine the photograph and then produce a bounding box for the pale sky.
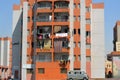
[0,0,120,54]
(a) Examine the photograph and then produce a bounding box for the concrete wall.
[80,0,86,72]
[113,56,120,78]
[91,7,105,78]
[3,40,10,66]
[21,2,28,80]
[0,40,4,66]
[69,0,74,70]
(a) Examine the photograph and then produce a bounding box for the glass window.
[38,68,45,74]
[61,68,67,73]
[74,42,76,48]
[74,29,76,34]
[27,29,30,36]
[78,42,81,48]
[86,44,91,49]
[78,55,81,61]
[78,16,81,21]
[74,3,76,9]
[27,42,30,48]
[78,3,80,8]
[74,55,76,61]
[86,7,91,12]
[78,29,80,34]
[27,69,33,74]
[86,19,91,24]
[74,16,76,21]
[86,56,91,61]
[27,17,30,22]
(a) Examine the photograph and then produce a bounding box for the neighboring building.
[0,37,12,79]
[12,0,105,80]
[111,21,120,78]
[105,54,112,78]
[113,21,120,51]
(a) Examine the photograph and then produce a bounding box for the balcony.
[37,13,52,22]
[53,25,69,38]
[36,26,52,50]
[54,12,69,22]
[54,53,69,67]
[37,1,52,9]
[54,38,69,53]
[54,1,69,9]
[54,1,69,12]
[36,53,52,62]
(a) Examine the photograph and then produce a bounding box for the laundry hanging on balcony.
[54,26,61,33]
[54,40,62,52]
[44,39,51,49]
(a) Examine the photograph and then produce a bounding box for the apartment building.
[12,0,105,80]
[0,37,12,79]
[111,21,120,78]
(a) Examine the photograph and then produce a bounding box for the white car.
[67,70,89,80]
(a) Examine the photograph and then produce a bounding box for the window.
[86,7,90,12]
[78,28,80,34]
[78,42,81,48]
[27,42,30,48]
[78,3,80,8]
[39,55,45,61]
[27,29,30,36]
[61,68,67,73]
[74,16,76,21]
[74,29,76,34]
[78,16,81,21]
[14,70,18,79]
[74,42,76,48]
[86,56,91,61]
[78,55,81,61]
[27,69,33,74]
[86,19,91,24]
[28,17,30,22]
[32,42,34,48]
[28,4,30,10]
[74,3,76,9]
[38,68,45,74]
[74,55,76,61]
[86,44,91,49]
[86,31,90,37]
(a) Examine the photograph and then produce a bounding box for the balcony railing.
[37,2,52,9]
[54,1,69,9]
[54,18,69,22]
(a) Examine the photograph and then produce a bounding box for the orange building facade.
[12,0,105,80]
[0,37,12,79]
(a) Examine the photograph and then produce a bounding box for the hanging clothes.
[54,26,61,33]
[44,39,51,49]
[54,40,62,52]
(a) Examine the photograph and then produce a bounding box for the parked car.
[67,70,89,80]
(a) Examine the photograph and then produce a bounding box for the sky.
[0,0,120,54]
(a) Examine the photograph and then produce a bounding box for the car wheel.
[69,78,73,80]
[83,77,88,80]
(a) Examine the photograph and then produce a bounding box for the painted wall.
[0,40,4,66]
[91,7,105,78]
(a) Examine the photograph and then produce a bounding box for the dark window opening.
[61,68,67,73]
[38,68,45,74]
[78,29,80,34]
[74,29,76,34]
